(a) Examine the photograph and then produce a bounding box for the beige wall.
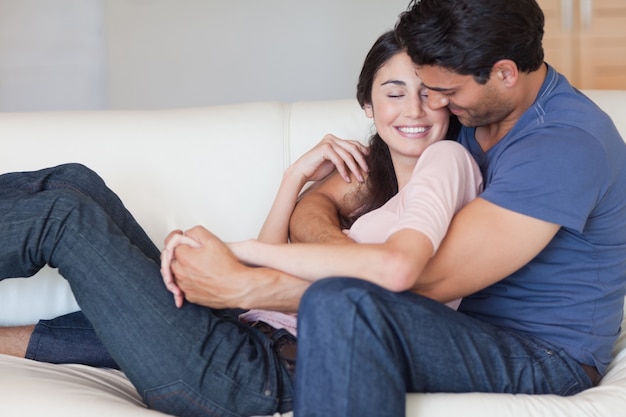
[0,0,410,111]
[0,0,104,111]
[102,0,409,109]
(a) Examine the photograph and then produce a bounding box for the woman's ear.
[363,104,374,119]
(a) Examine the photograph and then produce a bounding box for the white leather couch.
[1,91,625,417]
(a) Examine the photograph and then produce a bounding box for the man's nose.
[427,91,449,110]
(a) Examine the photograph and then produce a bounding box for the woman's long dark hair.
[341,30,461,229]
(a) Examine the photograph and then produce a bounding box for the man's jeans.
[295,278,594,417]
[0,164,293,417]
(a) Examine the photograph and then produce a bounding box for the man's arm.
[291,180,560,302]
[414,197,560,302]
[289,171,359,244]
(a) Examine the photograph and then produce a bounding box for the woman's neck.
[391,154,418,190]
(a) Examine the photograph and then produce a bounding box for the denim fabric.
[0,164,293,417]
[26,311,119,368]
[0,163,162,263]
[294,278,593,417]
[1,163,158,369]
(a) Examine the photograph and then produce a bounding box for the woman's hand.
[291,134,369,184]
[160,229,201,308]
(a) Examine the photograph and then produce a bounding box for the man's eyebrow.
[420,82,453,92]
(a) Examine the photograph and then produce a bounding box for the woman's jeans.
[294,278,595,417]
[0,164,592,417]
[0,164,294,417]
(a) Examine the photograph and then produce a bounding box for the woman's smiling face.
[365,51,450,164]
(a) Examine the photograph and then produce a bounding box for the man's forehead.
[415,66,472,90]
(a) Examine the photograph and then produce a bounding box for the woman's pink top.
[240,140,484,335]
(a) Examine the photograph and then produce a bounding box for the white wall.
[0,0,410,111]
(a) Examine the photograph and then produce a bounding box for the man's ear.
[492,59,518,87]
[363,104,374,118]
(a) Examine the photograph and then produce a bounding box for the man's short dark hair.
[395,0,545,84]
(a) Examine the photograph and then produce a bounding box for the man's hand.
[168,226,260,309]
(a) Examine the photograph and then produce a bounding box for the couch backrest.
[0,93,624,325]
[0,99,370,325]
[583,90,626,137]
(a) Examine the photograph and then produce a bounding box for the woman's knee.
[42,188,102,223]
[49,163,105,191]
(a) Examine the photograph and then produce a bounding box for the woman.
[170,30,481,334]
[0,31,481,417]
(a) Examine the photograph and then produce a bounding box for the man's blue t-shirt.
[458,65,626,374]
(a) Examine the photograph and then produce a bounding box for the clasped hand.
[160,226,251,309]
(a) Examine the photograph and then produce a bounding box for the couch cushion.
[0,354,290,417]
[0,354,167,416]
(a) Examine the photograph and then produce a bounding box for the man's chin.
[450,110,473,127]
[455,116,475,127]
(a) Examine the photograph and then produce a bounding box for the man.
[288,0,626,416]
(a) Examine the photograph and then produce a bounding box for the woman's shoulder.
[424,139,468,154]
[414,140,482,189]
[420,140,474,165]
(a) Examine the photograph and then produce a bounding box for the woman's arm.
[232,229,433,292]
[232,141,483,293]
[257,134,369,243]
